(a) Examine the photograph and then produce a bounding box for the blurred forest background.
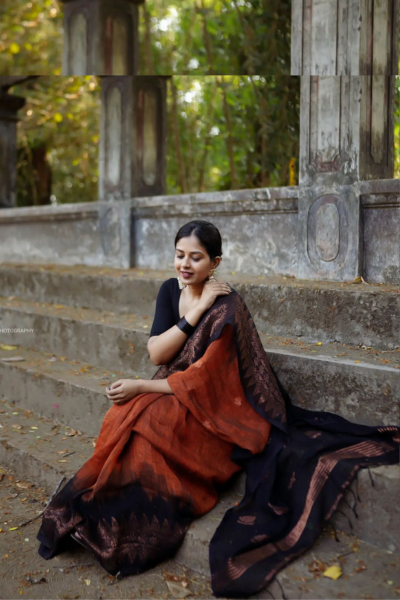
[1,0,299,206]
[1,0,399,206]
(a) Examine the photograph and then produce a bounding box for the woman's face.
[174,233,219,285]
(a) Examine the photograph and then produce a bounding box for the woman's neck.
[184,281,205,301]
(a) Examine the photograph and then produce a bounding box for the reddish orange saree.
[37,290,400,598]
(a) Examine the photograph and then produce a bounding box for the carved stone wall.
[61,0,143,75]
[99,76,167,202]
[292,0,399,75]
[293,0,398,281]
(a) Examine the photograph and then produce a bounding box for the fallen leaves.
[24,576,47,585]
[16,482,34,489]
[341,276,368,285]
[354,560,367,573]
[323,564,342,580]
[166,581,192,598]
[308,559,326,575]
[66,429,82,437]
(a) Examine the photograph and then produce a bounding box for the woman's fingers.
[107,384,122,395]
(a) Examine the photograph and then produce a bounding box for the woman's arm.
[147,304,206,366]
[106,377,174,404]
[138,378,173,394]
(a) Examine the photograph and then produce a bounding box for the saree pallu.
[36,289,400,598]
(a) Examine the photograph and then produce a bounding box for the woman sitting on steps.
[36,219,400,599]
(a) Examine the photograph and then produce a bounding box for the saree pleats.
[37,324,271,577]
[37,289,400,597]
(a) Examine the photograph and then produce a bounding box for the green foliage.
[2,0,296,204]
[166,75,299,194]
[11,75,298,205]
[13,77,100,206]
[138,0,291,75]
[0,0,290,76]
[0,0,63,75]
[395,77,400,179]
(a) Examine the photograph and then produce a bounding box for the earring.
[208,268,218,282]
[177,276,187,290]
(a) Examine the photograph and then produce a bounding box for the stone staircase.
[0,262,399,599]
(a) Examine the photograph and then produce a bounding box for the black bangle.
[176,316,196,336]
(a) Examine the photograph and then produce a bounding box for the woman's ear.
[213,257,221,269]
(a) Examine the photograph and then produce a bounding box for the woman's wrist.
[136,378,173,395]
[185,304,206,326]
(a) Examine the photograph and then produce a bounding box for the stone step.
[2,464,399,600]
[1,262,399,349]
[0,399,398,586]
[0,301,399,427]
[0,294,157,379]
[0,400,243,578]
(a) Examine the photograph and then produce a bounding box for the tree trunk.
[142,3,154,74]
[170,79,186,193]
[217,77,237,189]
[197,84,218,191]
[32,144,51,205]
[198,0,215,74]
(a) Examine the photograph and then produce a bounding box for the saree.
[36,288,400,598]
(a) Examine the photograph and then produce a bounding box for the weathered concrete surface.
[259,530,400,599]
[267,348,400,427]
[331,464,400,554]
[0,466,214,600]
[99,77,167,201]
[0,399,398,595]
[0,188,299,276]
[0,178,399,282]
[293,0,398,282]
[1,401,399,552]
[297,75,396,281]
[0,310,399,429]
[362,181,400,284]
[2,458,399,599]
[132,187,299,277]
[291,0,399,76]
[61,0,140,76]
[0,261,398,596]
[0,263,399,349]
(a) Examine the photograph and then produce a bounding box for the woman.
[37,220,399,598]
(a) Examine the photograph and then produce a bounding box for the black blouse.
[149,278,182,337]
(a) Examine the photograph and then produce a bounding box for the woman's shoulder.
[156,277,178,299]
[158,277,178,289]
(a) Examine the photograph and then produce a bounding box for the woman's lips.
[181,272,193,278]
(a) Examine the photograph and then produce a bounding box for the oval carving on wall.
[315,202,339,261]
[307,193,349,272]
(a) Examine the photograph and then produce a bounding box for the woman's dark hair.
[174,220,223,261]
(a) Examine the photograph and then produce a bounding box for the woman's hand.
[199,280,232,312]
[105,379,144,406]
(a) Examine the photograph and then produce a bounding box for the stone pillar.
[99,76,168,201]
[0,89,26,209]
[292,0,398,281]
[291,0,399,76]
[61,0,144,75]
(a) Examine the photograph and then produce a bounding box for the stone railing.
[0,181,399,284]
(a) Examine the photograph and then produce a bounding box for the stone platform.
[0,262,399,599]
